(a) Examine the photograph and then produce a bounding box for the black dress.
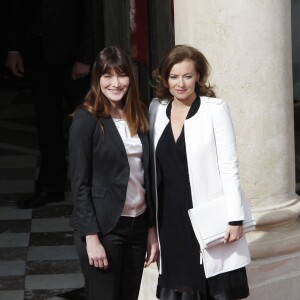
[156,98,249,300]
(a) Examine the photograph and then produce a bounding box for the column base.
[247,251,300,300]
[247,196,300,259]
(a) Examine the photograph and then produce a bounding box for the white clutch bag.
[188,196,256,250]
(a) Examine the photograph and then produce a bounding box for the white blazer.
[149,96,251,278]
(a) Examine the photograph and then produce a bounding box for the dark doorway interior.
[98,0,175,103]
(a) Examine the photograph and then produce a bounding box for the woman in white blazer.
[149,45,251,300]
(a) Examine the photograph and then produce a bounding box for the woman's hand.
[86,234,108,270]
[224,225,243,243]
[71,61,90,80]
[144,226,159,267]
[5,52,24,77]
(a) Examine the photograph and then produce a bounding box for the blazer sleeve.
[69,109,100,236]
[211,100,246,222]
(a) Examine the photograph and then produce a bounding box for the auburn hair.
[152,44,216,99]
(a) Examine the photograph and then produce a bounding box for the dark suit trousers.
[74,213,148,300]
[28,36,90,193]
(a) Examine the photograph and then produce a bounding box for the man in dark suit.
[5,0,95,208]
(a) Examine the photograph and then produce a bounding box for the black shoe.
[17,191,64,209]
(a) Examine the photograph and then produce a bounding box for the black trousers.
[74,213,148,300]
[27,36,90,193]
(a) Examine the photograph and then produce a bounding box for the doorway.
[95,0,175,103]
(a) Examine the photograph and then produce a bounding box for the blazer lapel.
[101,116,127,156]
[153,104,169,149]
[101,117,149,168]
[138,132,149,169]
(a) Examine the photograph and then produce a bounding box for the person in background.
[69,46,158,300]
[5,0,95,208]
[149,44,251,300]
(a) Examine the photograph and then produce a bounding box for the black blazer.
[69,109,155,237]
[7,0,95,65]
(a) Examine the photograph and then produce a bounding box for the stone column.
[173,0,300,298]
[174,0,300,258]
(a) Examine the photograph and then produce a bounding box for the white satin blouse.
[113,118,146,217]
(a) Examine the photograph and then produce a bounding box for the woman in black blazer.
[69,46,158,300]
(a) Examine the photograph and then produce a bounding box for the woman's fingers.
[224,230,230,243]
[89,257,109,269]
[86,235,109,269]
[224,225,243,243]
[102,257,109,270]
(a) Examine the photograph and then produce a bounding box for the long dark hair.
[82,46,148,135]
[152,44,216,100]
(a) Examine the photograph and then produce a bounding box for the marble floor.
[0,81,85,299]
